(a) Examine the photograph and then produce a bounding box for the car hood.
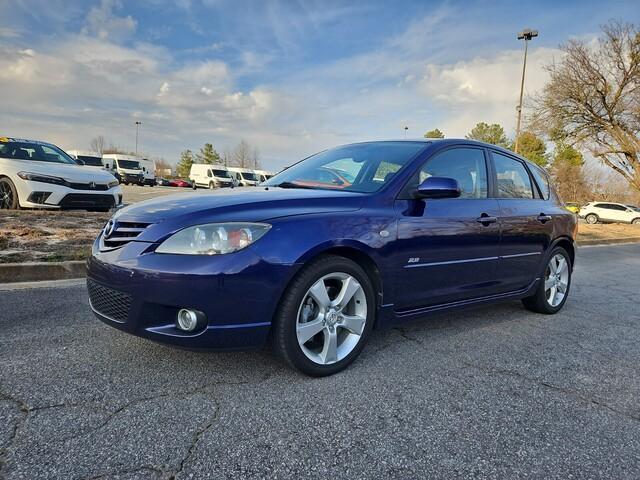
[114,187,367,242]
[14,160,117,183]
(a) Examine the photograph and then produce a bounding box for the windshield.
[263,142,427,192]
[0,140,77,164]
[77,155,103,167]
[212,169,231,178]
[241,172,259,181]
[117,160,141,170]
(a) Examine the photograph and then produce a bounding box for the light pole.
[135,121,142,155]
[404,126,408,138]
[514,28,538,154]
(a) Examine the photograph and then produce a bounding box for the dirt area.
[0,210,109,263]
[1,210,640,264]
[577,222,640,242]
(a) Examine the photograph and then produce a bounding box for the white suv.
[580,202,640,224]
[0,137,122,211]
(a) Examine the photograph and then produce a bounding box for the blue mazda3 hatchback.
[87,140,577,376]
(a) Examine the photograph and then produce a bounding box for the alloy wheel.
[545,253,569,307]
[296,272,367,365]
[0,182,14,209]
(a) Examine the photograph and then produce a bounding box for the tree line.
[175,140,261,178]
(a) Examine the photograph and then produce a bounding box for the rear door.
[393,146,501,309]
[491,151,553,291]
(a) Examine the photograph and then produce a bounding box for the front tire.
[273,255,375,376]
[0,177,19,209]
[632,218,640,225]
[585,214,599,224]
[522,247,572,314]
[209,182,216,190]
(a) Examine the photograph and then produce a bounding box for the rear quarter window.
[529,164,551,200]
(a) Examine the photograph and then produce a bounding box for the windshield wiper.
[272,181,316,189]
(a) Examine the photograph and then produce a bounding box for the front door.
[393,147,501,310]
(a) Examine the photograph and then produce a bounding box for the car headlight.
[156,223,271,255]
[17,171,66,186]
[108,179,119,188]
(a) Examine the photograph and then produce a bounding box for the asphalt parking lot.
[1,243,639,479]
[121,184,205,204]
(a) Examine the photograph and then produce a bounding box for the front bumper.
[17,180,122,209]
[86,238,299,349]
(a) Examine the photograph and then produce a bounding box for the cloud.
[82,0,137,40]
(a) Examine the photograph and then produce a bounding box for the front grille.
[102,221,151,250]
[59,194,115,210]
[87,279,132,323]
[67,181,110,191]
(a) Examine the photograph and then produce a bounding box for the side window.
[207,169,212,178]
[529,164,550,200]
[610,204,626,211]
[410,148,488,199]
[492,152,534,199]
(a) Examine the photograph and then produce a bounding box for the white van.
[227,166,260,186]
[66,150,106,172]
[139,158,157,186]
[253,169,274,183]
[102,154,144,186]
[190,164,235,189]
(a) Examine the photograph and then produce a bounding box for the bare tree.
[532,21,640,192]
[231,140,252,168]
[90,135,105,154]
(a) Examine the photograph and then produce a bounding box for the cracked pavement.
[1,243,639,479]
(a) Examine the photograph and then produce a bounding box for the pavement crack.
[0,391,30,477]
[169,397,221,480]
[461,360,640,423]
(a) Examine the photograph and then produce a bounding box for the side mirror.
[416,176,461,199]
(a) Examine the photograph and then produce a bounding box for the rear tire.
[522,246,572,314]
[273,255,375,377]
[0,177,19,209]
[585,214,598,224]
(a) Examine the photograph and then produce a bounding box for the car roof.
[0,136,59,148]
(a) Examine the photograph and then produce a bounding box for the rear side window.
[492,152,533,199]
[529,164,550,200]
[405,147,488,199]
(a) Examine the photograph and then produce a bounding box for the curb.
[577,237,640,246]
[0,261,86,284]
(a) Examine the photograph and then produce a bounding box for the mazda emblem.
[103,220,116,239]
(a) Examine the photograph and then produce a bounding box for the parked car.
[168,178,192,188]
[580,202,640,224]
[227,166,260,186]
[87,139,576,376]
[156,177,172,186]
[291,166,354,189]
[189,164,235,189]
[564,202,580,214]
[0,136,122,211]
[102,154,144,186]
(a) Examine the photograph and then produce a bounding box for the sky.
[1,0,639,171]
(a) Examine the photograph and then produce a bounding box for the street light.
[135,121,142,155]
[404,126,408,138]
[514,28,538,154]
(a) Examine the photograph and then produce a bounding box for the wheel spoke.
[296,317,325,344]
[340,314,366,336]
[548,285,557,305]
[556,257,567,274]
[544,278,554,290]
[333,276,361,309]
[308,279,331,309]
[549,258,558,274]
[557,281,567,294]
[320,329,338,364]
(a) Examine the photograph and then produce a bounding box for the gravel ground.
[0,243,639,479]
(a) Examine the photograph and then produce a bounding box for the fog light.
[176,309,205,332]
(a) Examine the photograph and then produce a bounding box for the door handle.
[476,214,498,225]
[537,214,552,223]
